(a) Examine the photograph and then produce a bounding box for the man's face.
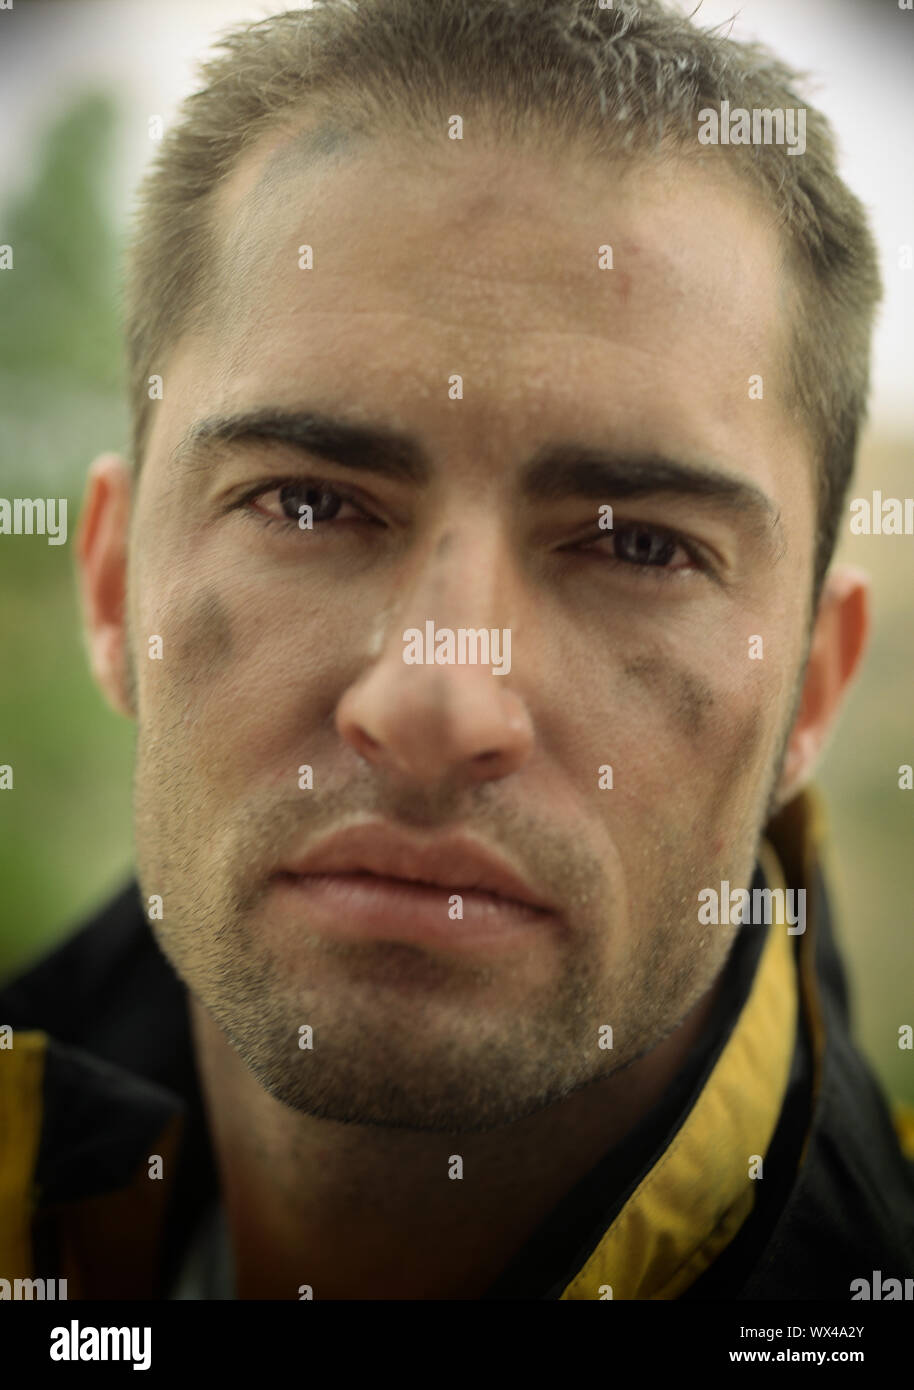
[127,129,814,1132]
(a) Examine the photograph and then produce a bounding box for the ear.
[76,453,135,719]
[772,564,870,807]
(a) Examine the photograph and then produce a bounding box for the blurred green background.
[0,94,135,968]
[0,93,911,1110]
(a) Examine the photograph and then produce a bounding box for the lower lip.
[269,871,557,952]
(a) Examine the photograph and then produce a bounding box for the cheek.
[138,576,345,780]
[134,585,240,780]
[597,645,774,835]
[172,587,236,672]
[138,583,238,728]
[621,653,717,742]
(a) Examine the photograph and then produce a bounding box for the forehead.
[215,120,787,334]
[164,119,801,493]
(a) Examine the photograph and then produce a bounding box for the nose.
[335,529,535,787]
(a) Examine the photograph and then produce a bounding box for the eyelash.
[237,477,372,528]
[234,477,711,582]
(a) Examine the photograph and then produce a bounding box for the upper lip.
[278,822,556,913]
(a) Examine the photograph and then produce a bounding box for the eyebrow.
[175,409,429,485]
[524,445,782,543]
[175,407,783,542]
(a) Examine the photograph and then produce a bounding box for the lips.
[277,821,555,914]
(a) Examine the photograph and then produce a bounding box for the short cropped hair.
[123,0,882,605]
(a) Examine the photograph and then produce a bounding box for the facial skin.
[78,123,868,1297]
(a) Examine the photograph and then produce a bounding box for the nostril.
[351,727,381,759]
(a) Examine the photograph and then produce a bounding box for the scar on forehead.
[622,653,717,739]
[175,588,234,670]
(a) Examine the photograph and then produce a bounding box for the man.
[1,0,913,1301]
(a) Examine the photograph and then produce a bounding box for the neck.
[189,971,725,1300]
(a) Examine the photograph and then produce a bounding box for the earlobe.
[772,565,870,808]
[76,453,135,719]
